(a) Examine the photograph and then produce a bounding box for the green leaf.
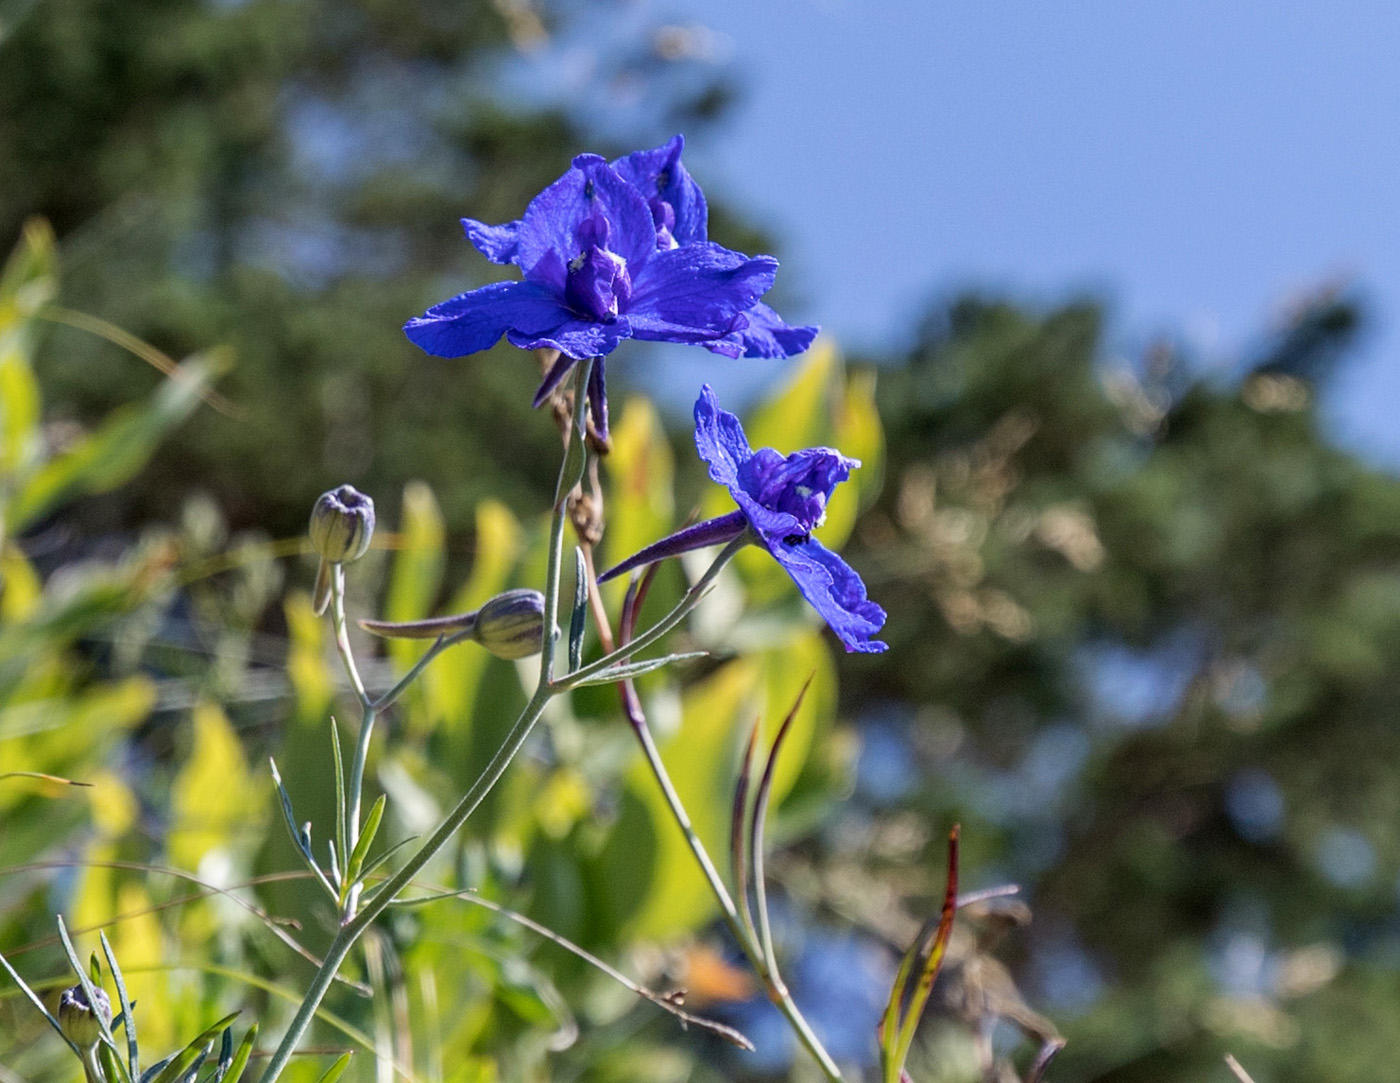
[145,1012,239,1083]
[566,651,708,687]
[100,930,139,1083]
[10,351,226,529]
[345,794,387,885]
[314,1053,354,1083]
[214,1024,256,1083]
[568,546,588,673]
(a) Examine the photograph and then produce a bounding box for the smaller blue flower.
[601,385,887,654]
[406,150,781,442]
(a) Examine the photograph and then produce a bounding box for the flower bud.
[58,984,111,1049]
[309,485,375,565]
[474,589,547,660]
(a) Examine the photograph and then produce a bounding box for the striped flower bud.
[309,485,375,565]
[474,589,547,660]
[310,485,375,615]
[58,984,111,1049]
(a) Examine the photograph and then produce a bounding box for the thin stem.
[624,708,843,1082]
[330,564,370,708]
[257,360,594,1083]
[370,629,476,714]
[554,534,748,690]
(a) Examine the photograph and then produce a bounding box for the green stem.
[553,534,749,690]
[257,360,593,1083]
[627,710,845,1083]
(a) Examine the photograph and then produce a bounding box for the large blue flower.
[451,136,818,361]
[601,385,887,654]
[405,150,784,440]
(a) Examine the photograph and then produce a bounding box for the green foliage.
[843,288,1399,1082]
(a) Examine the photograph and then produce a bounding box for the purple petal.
[730,302,820,359]
[693,384,754,490]
[692,385,803,539]
[599,511,748,583]
[506,318,631,360]
[766,537,888,653]
[516,156,657,280]
[532,351,578,407]
[462,218,522,264]
[611,135,709,247]
[629,244,778,343]
[587,353,610,443]
[404,280,566,358]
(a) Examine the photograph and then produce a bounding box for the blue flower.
[405,148,787,441]
[610,136,819,361]
[601,385,887,654]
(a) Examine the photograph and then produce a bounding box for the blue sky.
[676,1,1400,460]
[505,2,1400,460]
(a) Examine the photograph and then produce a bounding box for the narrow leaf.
[330,721,347,894]
[57,918,131,1082]
[215,1024,257,1083]
[568,547,588,673]
[749,676,813,972]
[100,930,139,1083]
[569,651,707,687]
[345,795,387,885]
[358,834,418,884]
[729,716,762,943]
[209,1027,234,1083]
[891,825,960,1075]
[147,1013,240,1083]
[315,1052,354,1083]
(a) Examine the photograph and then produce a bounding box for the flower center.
[565,214,632,321]
[739,449,850,537]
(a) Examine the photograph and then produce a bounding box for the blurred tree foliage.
[0,0,743,545]
[833,287,1400,1082]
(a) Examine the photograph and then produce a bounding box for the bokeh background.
[4,2,1400,1082]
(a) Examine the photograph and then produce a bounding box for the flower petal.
[693,384,754,489]
[692,385,802,538]
[507,318,631,360]
[721,302,819,359]
[462,217,522,264]
[599,510,748,583]
[404,280,566,358]
[611,134,709,247]
[516,156,657,279]
[766,536,888,653]
[629,244,778,343]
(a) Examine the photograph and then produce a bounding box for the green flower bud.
[309,485,375,565]
[474,589,547,660]
[58,984,111,1049]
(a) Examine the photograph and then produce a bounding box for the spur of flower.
[405,148,785,439]
[600,384,887,653]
